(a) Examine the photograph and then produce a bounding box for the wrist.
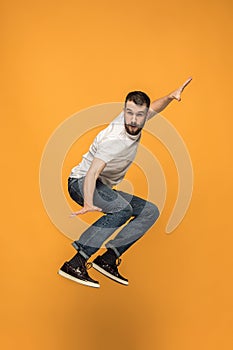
[84,200,93,208]
[167,93,175,101]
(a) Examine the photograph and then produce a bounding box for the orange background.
[1,1,233,349]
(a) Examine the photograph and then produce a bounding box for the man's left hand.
[169,77,192,101]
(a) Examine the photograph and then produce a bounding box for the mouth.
[125,123,141,135]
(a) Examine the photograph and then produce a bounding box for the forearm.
[149,77,192,115]
[83,171,98,207]
[150,94,174,113]
[71,158,106,215]
[83,157,106,207]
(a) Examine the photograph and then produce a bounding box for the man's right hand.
[70,204,102,217]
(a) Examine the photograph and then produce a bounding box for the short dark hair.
[125,91,150,109]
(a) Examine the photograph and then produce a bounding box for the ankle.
[101,248,117,265]
[68,252,87,268]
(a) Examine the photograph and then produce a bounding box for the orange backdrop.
[1,0,233,349]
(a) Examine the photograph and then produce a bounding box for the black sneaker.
[92,256,128,286]
[58,261,100,288]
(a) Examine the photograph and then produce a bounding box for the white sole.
[58,270,100,288]
[92,263,128,286]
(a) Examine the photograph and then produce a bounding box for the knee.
[144,202,160,222]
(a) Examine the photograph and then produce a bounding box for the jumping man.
[58,77,192,288]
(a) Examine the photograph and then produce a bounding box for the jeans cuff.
[105,243,121,258]
[72,242,90,260]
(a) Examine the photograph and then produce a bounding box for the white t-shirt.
[69,111,141,187]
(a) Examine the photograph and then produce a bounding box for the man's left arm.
[148,77,192,119]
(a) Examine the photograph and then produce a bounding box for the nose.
[131,113,137,123]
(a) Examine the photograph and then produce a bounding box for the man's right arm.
[147,77,192,119]
[73,157,106,215]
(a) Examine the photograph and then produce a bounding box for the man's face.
[124,101,149,135]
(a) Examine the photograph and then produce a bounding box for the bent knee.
[145,202,160,220]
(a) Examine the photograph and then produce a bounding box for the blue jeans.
[68,177,160,259]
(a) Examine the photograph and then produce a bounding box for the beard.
[124,123,143,135]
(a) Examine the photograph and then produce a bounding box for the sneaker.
[58,261,100,288]
[92,256,128,286]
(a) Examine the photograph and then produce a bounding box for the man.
[58,77,192,288]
